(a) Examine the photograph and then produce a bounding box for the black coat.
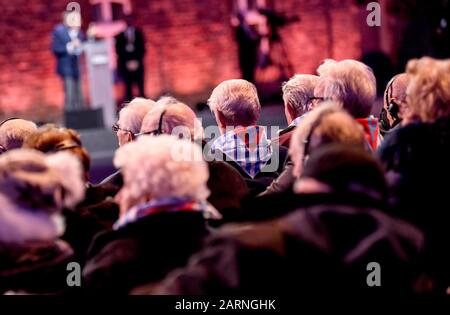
[82,211,208,294]
[61,184,120,264]
[0,240,75,294]
[115,28,145,75]
[211,145,289,196]
[378,117,450,291]
[144,193,425,296]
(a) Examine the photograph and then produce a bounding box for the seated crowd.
[0,56,449,296]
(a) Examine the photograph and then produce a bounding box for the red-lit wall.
[0,0,365,122]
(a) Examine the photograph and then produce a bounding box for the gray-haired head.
[315,59,377,118]
[140,98,203,141]
[208,79,261,132]
[116,97,156,146]
[282,74,320,124]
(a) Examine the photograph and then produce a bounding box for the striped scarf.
[114,197,215,230]
[356,116,381,151]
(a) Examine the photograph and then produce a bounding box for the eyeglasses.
[112,123,134,135]
[135,109,167,137]
[309,96,325,102]
[0,117,20,128]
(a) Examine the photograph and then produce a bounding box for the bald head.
[0,118,37,150]
[391,73,410,104]
[140,99,203,141]
[385,73,411,120]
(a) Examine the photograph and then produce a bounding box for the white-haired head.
[140,99,204,141]
[315,59,376,118]
[116,97,156,146]
[208,79,261,132]
[0,118,37,150]
[114,135,210,214]
[0,149,85,243]
[282,74,319,124]
[289,101,366,178]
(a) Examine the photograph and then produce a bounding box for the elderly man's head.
[383,73,410,125]
[314,59,377,118]
[115,97,155,146]
[405,57,450,123]
[282,74,319,124]
[0,118,37,153]
[140,98,203,141]
[114,135,209,215]
[208,79,261,132]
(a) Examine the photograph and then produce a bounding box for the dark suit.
[115,27,146,101]
[51,24,84,110]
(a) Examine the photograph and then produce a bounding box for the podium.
[84,40,116,128]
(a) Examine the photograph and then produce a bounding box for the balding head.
[0,118,37,151]
[385,73,411,120]
[140,99,203,141]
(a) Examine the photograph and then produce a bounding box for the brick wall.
[0,0,365,122]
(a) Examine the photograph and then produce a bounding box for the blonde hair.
[290,101,366,177]
[208,79,261,126]
[406,57,450,123]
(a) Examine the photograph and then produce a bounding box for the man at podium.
[51,10,85,111]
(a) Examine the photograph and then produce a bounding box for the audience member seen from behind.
[313,59,380,150]
[378,57,450,293]
[140,98,249,222]
[258,102,366,200]
[0,118,37,155]
[208,79,288,195]
[101,97,156,189]
[23,125,118,262]
[0,149,85,294]
[379,73,411,135]
[144,144,424,296]
[83,135,211,294]
[274,74,319,147]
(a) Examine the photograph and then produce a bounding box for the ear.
[216,111,227,133]
[285,103,297,124]
[127,132,134,142]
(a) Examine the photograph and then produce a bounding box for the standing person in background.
[51,10,85,112]
[115,14,146,102]
[231,0,269,83]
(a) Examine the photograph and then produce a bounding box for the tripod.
[257,9,299,82]
[268,33,295,81]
